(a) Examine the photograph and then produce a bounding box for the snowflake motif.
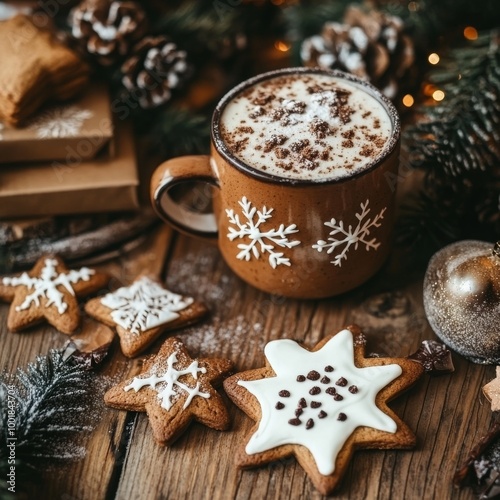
[100,277,193,335]
[26,106,93,138]
[225,196,301,269]
[2,258,94,314]
[313,199,386,266]
[124,350,210,410]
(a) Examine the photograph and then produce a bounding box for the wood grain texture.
[0,228,495,500]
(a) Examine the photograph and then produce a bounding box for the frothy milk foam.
[220,73,393,181]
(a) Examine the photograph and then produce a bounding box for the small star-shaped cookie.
[0,255,108,334]
[85,275,208,357]
[223,325,424,495]
[483,367,500,411]
[104,337,234,445]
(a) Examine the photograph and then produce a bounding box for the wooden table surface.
[0,224,494,500]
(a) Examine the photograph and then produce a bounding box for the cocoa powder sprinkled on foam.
[264,134,288,153]
[359,145,374,157]
[235,126,254,134]
[274,147,290,159]
[220,73,392,181]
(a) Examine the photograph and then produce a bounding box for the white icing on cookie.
[238,329,402,475]
[100,276,194,334]
[124,350,209,410]
[2,258,94,314]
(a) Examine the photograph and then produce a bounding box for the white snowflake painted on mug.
[27,105,93,138]
[226,196,301,269]
[313,199,386,266]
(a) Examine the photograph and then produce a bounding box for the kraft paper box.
[0,84,113,164]
[0,121,139,218]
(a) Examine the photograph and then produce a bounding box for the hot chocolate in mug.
[150,67,401,298]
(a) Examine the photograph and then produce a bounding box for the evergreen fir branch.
[282,0,353,42]
[0,350,98,498]
[397,30,500,256]
[407,31,500,179]
[396,191,464,262]
[148,108,211,159]
[151,1,243,56]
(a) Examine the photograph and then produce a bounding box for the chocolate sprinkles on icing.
[307,370,320,381]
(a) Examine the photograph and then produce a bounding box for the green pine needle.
[0,350,97,498]
[151,1,243,55]
[148,108,211,159]
[400,30,500,255]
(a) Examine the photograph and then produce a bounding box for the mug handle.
[150,155,219,239]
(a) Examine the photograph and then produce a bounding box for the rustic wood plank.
[110,234,490,500]
[2,225,495,499]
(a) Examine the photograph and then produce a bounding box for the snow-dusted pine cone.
[121,36,191,109]
[68,0,147,66]
[301,6,414,99]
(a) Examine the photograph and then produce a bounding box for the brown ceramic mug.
[150,68,400,298]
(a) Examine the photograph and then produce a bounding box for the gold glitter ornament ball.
[423,240,500,364]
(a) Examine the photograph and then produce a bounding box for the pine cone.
[121,36,191,109]
[301,6,414,99]
[68,0,147,66]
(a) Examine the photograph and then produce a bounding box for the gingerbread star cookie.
[483,367,500,411]
[85,276,208,357]
[105,337,234,445]
[223,325,424,495]
[0,255,108,334]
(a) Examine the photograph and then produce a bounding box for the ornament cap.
[493,241,500,258]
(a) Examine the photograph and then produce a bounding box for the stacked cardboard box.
[0,85,140,217]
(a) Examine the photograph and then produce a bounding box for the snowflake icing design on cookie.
[2,258,94,314]
[313,199,386,266]
[124,349,210,410]
[100,276,194,334]
[226,196,301,268]
[238,329,402,475]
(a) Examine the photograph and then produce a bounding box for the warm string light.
[432,90,445,101]
[408,1,419,12]
[422,83,445,102]
[274,40,291,52]
[464,26,478,40]
[402,94,414,107]
[428,53,440,65]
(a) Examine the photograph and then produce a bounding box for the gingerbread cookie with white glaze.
[223,325,424,495]
[0,255,108,334]
[85,275,208,357]
[104,337,233,445]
